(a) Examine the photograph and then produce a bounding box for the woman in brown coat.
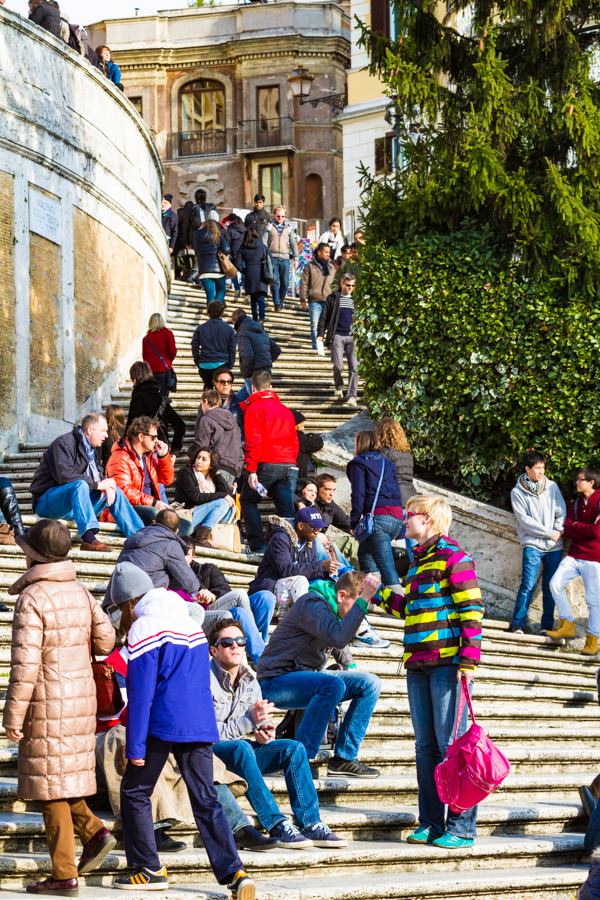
[3,519,116,896]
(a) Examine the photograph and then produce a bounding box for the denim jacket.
[210,658,262,741]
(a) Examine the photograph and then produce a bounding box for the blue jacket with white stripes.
[125,588,219,759]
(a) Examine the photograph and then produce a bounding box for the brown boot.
[582,634,599,656]
[80,539,112,553]
[546,619,576,642]
[193,525,212,548]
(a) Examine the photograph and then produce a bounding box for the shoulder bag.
[354,459,385,544]
[145,336,177,394]
[261,246,275,286]
[207,506,242,554]
[91,647,123,718]
[218,249,238,280]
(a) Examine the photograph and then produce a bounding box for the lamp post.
[287,67,347,110]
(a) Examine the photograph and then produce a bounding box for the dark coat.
[192,407,244,477]
[104,524,199,606]
[100,429,124,472]
[29,2,62,37]
[174,467,232,509]
[346,451,403,530]
[169,560,230,598]
[235,313,281,379]
[226,222,246,260]
[248,518,326,595]
[244,208,271,231]
[380,447,416,508]
[191,319,236,368]
[317,291,347,348]
[313,496,351,533]
[30,427,103,509]
[126,379,185,455]
[162,210,179,250]
[193,226,230,277]
[235,238,273,295]
[297,431,324,481]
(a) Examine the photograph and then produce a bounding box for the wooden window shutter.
[371,0,390,38]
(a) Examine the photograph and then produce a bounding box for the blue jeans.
[215,784,248,834]
[406,665,478,839]
[358,514,403,586]
[34,481,144,539]
[512,546,561,631]
[249,292,266,322]
[240,463,299,552]
[229,591,276,664]
[201,276,227,304]
[308,301,324,350]
[213,739,320,833]
[271,258,290,309]
[314,536,353,576]
[260,670,381,761]
[235,379,253,404]
[193,499,235,531]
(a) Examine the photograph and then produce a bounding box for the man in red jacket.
[240,371,299,553]
[548,465,600,656]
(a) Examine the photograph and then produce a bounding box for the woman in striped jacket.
[376,495,484,849]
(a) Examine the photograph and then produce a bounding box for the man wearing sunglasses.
[212,368,244,431]
[106,416,174,527]
[209,619,348,851]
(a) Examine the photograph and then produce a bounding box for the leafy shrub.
[355,223,600,498]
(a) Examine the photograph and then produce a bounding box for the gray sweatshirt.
[210,658,262,741]
[510,475,567,552]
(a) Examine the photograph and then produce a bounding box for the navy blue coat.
[191,318,236,368]
[248,521,326,595]
[162,210,179,250]
[194,225,230,277]
[346,451,403,530]
[235,238,273,295]
[235,313,281,380]
[226,222,246,260]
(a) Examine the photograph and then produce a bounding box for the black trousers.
[120,737,242,882]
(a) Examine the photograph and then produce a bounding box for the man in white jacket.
[510,450,567,635]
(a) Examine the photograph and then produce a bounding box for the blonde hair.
[376,417,411,453]
[148,313,166,332]
[406,495,452,536]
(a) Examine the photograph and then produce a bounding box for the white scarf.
[195,470,215,493]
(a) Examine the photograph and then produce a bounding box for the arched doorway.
[304,173,323,220]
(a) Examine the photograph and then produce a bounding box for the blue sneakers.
[301,822,348,848]
[353,620,391,649]
[406,825,437,844]
[431,833,474,848]
[269,820,313,849]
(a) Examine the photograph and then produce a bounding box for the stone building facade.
[0,6,168,453]
[88,0,350,223]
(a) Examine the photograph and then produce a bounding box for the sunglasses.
[404,510,427,523]
[216,379,233,385]
[215,637,247,649]
[143,433,159,442]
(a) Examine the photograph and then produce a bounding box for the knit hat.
[110,562,154,607]
[291,409,306,426]
[295,507,326,529]
[163,193,173,203]
[207,210,220,222]
[16,519,71,563]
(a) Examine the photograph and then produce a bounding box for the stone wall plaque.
[29,189,61,245]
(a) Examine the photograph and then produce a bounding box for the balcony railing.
[166,129,236,159]
[238,116,295,152]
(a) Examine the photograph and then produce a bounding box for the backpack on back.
[435,677,510,814]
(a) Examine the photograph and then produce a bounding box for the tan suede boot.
[546,619,576,642]
[581,634,599,656]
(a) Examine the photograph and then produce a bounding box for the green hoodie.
[309,579,369,619]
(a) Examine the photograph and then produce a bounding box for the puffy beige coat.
[2,561,115,801]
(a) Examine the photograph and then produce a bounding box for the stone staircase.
[0,284,594,898]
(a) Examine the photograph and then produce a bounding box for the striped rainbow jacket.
[378,535,484,671]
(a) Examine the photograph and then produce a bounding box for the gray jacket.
[210,658,262,741]
[103,524,199,607]
[511,475,567,552]
[256,590,363,681]
[192,407,244,478]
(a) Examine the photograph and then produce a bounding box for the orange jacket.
[105,438,174,507]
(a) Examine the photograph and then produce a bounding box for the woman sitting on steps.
[174,446,237,546]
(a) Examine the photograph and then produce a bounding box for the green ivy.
[355,224,600,498]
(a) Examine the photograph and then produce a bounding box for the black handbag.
[145,336,177,393]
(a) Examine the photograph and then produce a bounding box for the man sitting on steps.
[209,618,348,850]
[29,412,144,552]
[258,571,382,778]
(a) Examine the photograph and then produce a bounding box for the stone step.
[0,834,587,888]
[0,866,589,900]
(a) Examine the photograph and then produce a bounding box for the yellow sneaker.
[228,870,255,900]
[546,619,576,642]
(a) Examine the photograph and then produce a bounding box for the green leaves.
[354,226,600,498]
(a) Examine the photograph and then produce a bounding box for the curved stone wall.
[0,7,169,452]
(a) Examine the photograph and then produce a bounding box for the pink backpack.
[435,678,511,813]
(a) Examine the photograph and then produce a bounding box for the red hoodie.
[242,390,299,473]
[564,489,600,562]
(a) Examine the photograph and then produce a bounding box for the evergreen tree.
[358,0,600,298]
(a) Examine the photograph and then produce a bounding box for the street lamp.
[287,66,347,110]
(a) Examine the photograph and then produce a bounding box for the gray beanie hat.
[207,209,220,222]
[111,562,154,607]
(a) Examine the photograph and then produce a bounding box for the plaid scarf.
[523,473,544,495]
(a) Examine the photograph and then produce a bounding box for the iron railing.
[165,129,235,159]
[238,116,295,151]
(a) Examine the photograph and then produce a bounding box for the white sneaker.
[334,389,344,398]
[354,619,391,649]
[347,396,358,407]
